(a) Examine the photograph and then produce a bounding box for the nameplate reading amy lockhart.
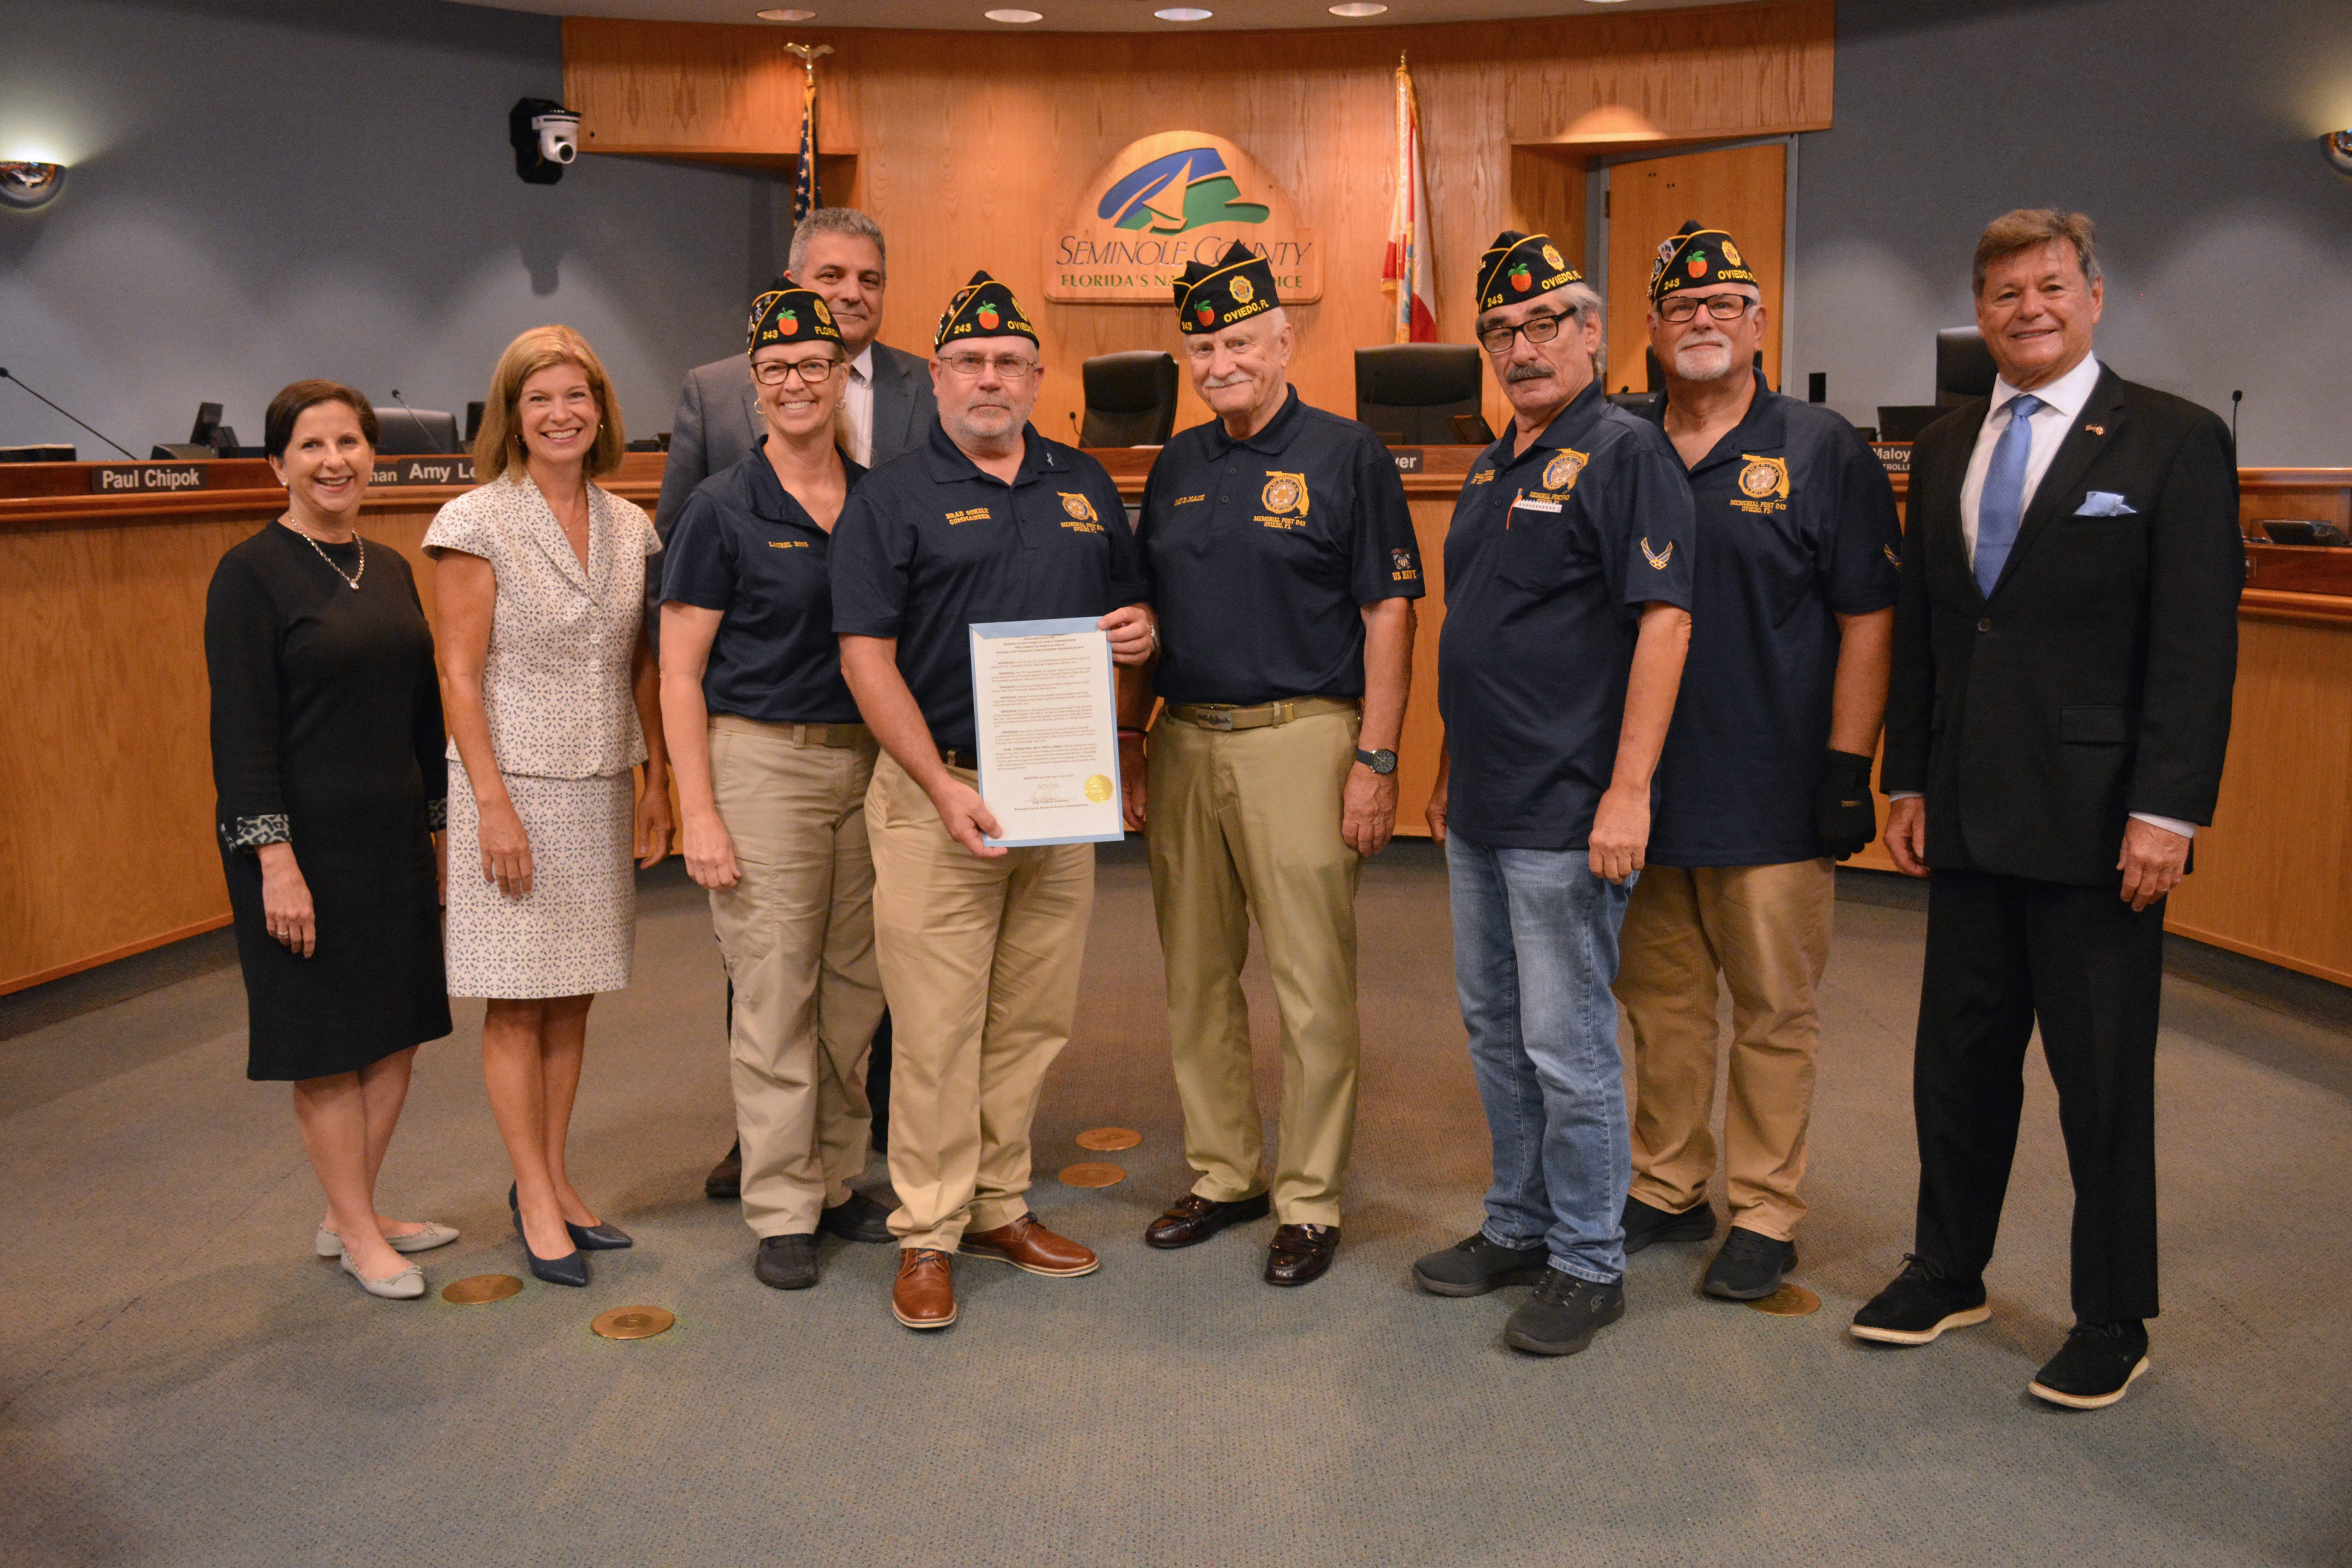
[89,463,207,494]
[369,455,477,487]
[968,618,1125,849]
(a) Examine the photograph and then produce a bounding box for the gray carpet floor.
[3,843,2347,1568]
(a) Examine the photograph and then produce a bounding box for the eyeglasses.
[1476,310,1577,356]
[938,353,1040,381]
[1657,294,1755,325]
[753,357,839,387]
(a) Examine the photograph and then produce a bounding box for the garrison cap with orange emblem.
[1476,230,1583,313]
[935,270,1039,350]
[746,274,845,354]
[1650,221,1760,301]
[1173,239,1281,335]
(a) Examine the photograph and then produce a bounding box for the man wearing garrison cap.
[1608,222,1901,1302]
[831,272,1157,1332]
[1128,241,1423,1287]
[1410,231,1698,1358]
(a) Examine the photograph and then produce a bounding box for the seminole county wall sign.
[1045,132,1324,306]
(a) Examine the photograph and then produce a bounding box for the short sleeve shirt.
[1137,387,1424,706]
[658,444,868,725]
[1437,380,1697,850]
[829,422,1147,751]
[1637,373,1902,865]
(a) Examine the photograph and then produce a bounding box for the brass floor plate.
[1059,1161,1127,1188]
[1746,1283,1821,1317]
[440,1273,524,1306]
[1074,1127,1142,1152]
[591,1306,676,1340]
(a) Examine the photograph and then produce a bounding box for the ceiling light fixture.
[2326,130,2352,176]
[0,162,68,210]
[754,7,816,18]
[1155,6,1213,18]
[984,8,1044,19]
[1329,2,1387,13]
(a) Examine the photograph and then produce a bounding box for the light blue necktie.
[1974,392,2044,598]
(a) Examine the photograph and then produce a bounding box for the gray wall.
[0,0,774,457]
[1792,0,2352,466]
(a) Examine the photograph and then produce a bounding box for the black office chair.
[1355,344,1482,445]
[1935,326,1999,406]
[376,407,460,455]
[1079,352,1178,447]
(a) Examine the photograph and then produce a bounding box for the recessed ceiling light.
[755,7,816,17]
[1329,1,1387,13]
[984,7,1044,19]
[1155,6,1213,17]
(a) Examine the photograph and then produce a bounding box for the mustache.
[1505,362,1555,384]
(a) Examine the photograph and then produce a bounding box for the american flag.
[793,70,822,224]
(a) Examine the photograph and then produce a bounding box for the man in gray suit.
[660,206,936,1201]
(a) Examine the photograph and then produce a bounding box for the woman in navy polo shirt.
[657,279,894,1292]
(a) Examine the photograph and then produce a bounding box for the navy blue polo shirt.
[658,443,868,725]
[1137,386,1423,706]
[1639,372,1901,866]
[830,421,1146,751]
[1437,379,1698,851]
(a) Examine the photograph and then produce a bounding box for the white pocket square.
[2074,491,2137,517]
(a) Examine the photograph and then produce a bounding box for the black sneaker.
[1850,1254,1990,1345]
[1411,1233,1549,1297]
[1503,1268,1625,1357]
[1703,1227,1796,1300]
[818,1191,896,1244]
[2028,1320,2150,1410]
[755,1232,820,1290]
[1622,1194,1716,1255]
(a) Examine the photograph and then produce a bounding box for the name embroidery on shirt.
[1468,469,1497,485]
[945,507,992,525]
[767,540,810,549]
[1172,494,1207,507]
[1732,455,1791,515]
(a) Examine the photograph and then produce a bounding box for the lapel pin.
[2084,423,2106,436]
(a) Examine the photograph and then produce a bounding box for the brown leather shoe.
[1145,1191,1271,1249]
[960,1215,1100,1277]
[892,1248,956,1329]
[1265,1223,1341,1286]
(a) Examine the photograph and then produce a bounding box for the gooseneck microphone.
[389,388,446,454]
[2231,390,2243,457]
[1069,410,1083,445]
[0,367,138,459]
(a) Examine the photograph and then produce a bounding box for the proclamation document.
[968,617,1125,848]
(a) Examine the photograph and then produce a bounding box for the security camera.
[534,110,581,165]
[509,97,581,185]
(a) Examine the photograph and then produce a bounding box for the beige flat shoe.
[339,1253,426,1300]
[315,1222,460,1258]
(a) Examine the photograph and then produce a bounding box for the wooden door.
[1602,143,1786,395]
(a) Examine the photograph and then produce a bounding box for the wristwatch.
[1355,747,1397,775]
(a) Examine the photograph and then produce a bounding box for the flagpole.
[783,42,833,223]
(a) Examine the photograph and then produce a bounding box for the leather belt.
[1163,696,1358,733]
[710,716,874,750]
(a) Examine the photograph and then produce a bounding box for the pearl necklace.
[282,515,364,590]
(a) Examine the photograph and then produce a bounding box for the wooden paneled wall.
[563,2,1834,443]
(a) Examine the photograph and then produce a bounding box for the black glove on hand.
[1814,749,1878,861]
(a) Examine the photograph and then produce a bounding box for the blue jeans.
[1446,832,1635,1283]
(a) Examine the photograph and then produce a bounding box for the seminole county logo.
[1050,131,1324,305]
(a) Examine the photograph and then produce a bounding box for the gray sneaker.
[755,1232,820,1290]
[1504,1268,1625,1356]
[1412,1232,1549,1297]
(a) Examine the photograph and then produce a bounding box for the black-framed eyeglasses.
[1657,294,1754,325]
[1476,309,1577,356]
[752,357,839,387]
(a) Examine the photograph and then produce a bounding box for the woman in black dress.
[206,380,457,1301]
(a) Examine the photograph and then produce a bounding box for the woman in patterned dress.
[426,326,671,1287]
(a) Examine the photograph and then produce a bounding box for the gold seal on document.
[591,1306,676,1340]
[1060,1162,1127,1188]
[440,1273,524,1306]
[1084,774,1113,803]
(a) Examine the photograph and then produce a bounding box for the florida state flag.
[1382,56,1437,343]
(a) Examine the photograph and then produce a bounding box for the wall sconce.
[2326,131,2352,177]
[0,161,67,210]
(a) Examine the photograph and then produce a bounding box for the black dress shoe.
[705,1140,743,1201]
[1145,1191,1271,1249]
[755,1233,820,1290]
[1850,1254,1989,1345]
[818,1191,895,1244]
[566,1220,634,1251]
[512,1210,589,1287]
[2028,1320,2149,1410]
[1264,1223,1341,1286]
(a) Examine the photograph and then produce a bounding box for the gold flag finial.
[782,41,833,82]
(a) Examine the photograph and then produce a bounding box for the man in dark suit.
[1852,209,2242,1411]
[659,207,937,1201]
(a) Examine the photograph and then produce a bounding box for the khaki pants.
[1612,859,1835,1242]
[866,753,1095,1251]
[1146,706,1362,1227]
[707,716,884,1238]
